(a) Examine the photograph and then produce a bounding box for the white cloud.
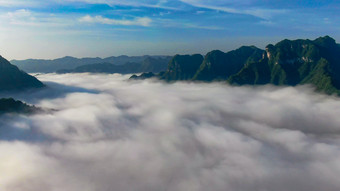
[154,18,224,30]
[7,9,32,18]
[0,0,45,7]
[61,0,178,10]
[0,9,75,27]
[179,0,287,19]
[79,15,152,26]
[4,9,41,26]
[1,73,340,191]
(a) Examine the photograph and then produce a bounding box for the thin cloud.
[0,9,76,27]
[0,0,47,7]
[79,15,152,26]
[63,0,179,10]
[155,18,225,30]
[179,0,287,19]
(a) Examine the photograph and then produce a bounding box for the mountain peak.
[0,55,44,91]
[313,35,337,48]
[60,56,77,59]
[237,45,260,51]
[132,36,340,95]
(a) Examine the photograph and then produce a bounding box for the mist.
[1,73,340,191]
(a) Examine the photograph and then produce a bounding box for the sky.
[0,0,339,60]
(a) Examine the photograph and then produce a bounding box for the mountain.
[57,56,171,74]
[131,46,263,82]
[0,55,44,91]
[11,55,171,73]
[228,36,340,94]
[193,46,264,81]
[130,36,340,95]
[160,54,204,81]
[130,72,156,80]
[11,56,101,73]
[0,98,40,115]
[139,57,171,73]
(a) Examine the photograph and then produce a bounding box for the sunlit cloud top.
[0,0,339,60]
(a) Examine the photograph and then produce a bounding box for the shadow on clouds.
[1,73,340,191]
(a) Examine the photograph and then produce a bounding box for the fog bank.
[1,73,340,191]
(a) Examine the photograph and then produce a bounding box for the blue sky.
[0,0,339,60]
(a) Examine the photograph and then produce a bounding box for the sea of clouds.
[1,73,340,191]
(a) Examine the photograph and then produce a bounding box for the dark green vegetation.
[160,54,204,81]
[12,55,171,73]
[194,46,264,81]
[0,55,44,114]
[132,46,264,82]
[228,36,340,94]
[0,98,40,115]
[0,55,44,91]
[130,72,156,80]
[131,36,340,95]
[57,56,171,74]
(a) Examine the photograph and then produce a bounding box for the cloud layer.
[79,15,152,26]
[1,73,340,191]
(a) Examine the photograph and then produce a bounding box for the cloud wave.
[1,73,340,191]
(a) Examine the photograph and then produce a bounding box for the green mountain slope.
[0,98,40,115]
[0,55,44,91]
[130,36,340,95]
[160,54,204,81]
[193,46,264,81]
[131,47,264,82]
[228,36,340,94]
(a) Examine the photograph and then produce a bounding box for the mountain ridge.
[0,98,41,115]
[131,36,340,95]
[0,55,44,91]
[11,55,172,73]
[228,36,340,94]
[56,56,171,74]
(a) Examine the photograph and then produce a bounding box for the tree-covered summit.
[131,36,340,95]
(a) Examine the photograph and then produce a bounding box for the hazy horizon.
[1,0,339,60]
[6,35,339,61]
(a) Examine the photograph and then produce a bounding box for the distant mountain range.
[11,55,172,73]
[4,35,340,97]
[131,36,340,95]
[57,56,171,74]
